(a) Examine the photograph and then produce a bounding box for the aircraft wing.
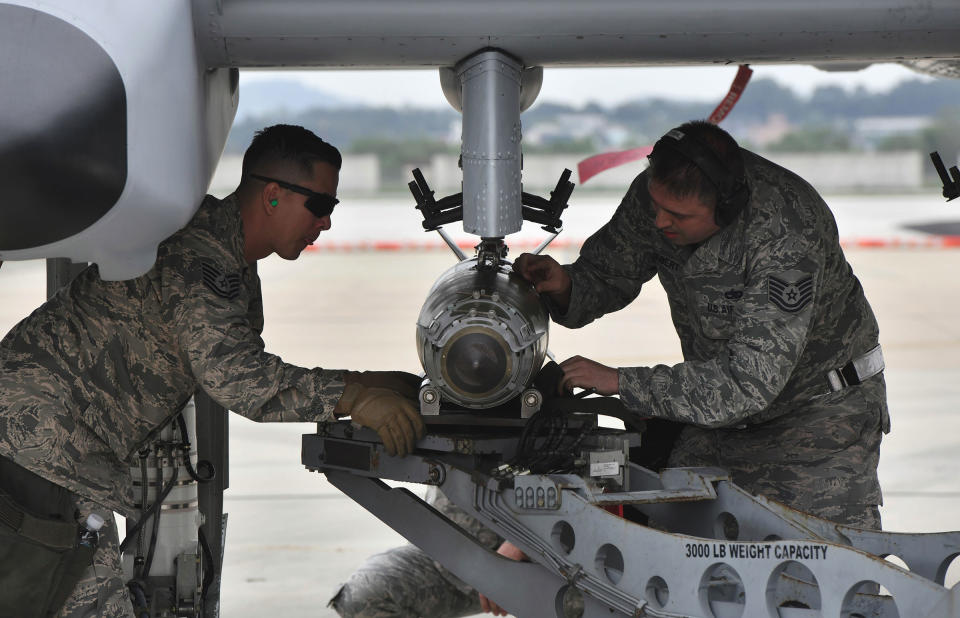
[1,0,958,278]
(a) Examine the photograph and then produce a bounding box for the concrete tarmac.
[2,241,960,616]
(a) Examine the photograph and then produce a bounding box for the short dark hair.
[241,124,342,181]
[647,120,744,207]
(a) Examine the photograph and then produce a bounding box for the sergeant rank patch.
[201,260,241,300]
[768,273,813,313]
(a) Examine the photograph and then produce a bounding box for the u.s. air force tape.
[768,272,814,313]
[200,260,241,300]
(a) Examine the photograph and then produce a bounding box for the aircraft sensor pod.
[416,258,549,409]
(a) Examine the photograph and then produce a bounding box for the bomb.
[416,257,549,410]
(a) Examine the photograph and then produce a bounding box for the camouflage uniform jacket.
[0,194,345,515]
[553,151,890,513]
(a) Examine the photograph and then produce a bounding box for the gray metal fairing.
[194,0,960,68]
[0,4,126,252]
[0,1,237,280]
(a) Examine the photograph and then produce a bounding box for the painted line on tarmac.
[303,236,960,252]
[883,491,960,498]
[225,493,350,501]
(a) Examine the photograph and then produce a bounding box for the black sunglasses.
[248,173,339,219]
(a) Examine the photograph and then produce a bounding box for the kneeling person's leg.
[330,544,481,618]
[330,488,501,618]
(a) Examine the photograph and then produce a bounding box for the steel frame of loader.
[303,420,960,618]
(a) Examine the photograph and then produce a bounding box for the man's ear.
[261,185,280,216]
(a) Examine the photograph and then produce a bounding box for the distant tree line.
[225,77,960,183]
[725,77,960,125]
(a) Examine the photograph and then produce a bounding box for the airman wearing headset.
[515,118,888,527]
[494,119,890,615]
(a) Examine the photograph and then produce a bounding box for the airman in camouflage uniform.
[333,121,890,618]
[0,125,423,617]
[329,488,502,618]
[522,120,889,528]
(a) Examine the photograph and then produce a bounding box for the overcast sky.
[240,62,930,109]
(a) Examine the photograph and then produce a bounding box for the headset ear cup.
[715,198,733,226]
[715,182,749,226]
[715,200,728,226]
[656,128,747,227]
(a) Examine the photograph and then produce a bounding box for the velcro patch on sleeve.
[768,272,814,313]
[201,260,241,300]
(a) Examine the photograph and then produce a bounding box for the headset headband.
[653,128,749,226]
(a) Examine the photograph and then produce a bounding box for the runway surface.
[2,191,960,616]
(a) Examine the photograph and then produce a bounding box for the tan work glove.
[336,384,425,457]
[345,371,422,400]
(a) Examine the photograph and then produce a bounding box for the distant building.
[854,116,932,146]
[525,113,630,149]
[758,150,924,191]
[426,150,925,194]
[743,113,793,148]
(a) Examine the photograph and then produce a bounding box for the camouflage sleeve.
[166,229,344,423]
[551,174,660,328]
[619,232,821,428]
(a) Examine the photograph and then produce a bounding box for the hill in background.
[234,78,355,121]
[227,76,960,185]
